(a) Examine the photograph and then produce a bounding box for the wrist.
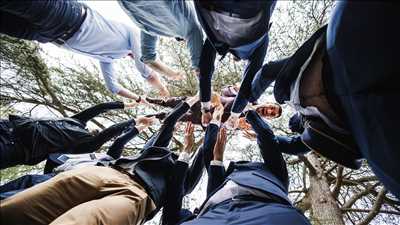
[178,151,191,163]
[211,160,223,166]
[230,112,240,118]
[201,101,211,113]
[213,155,223,161]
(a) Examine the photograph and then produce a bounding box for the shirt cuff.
[178,152,191,163]
[230,112,241,118]
[201,101,211,110]
[210,160,223,166]
[209,120,221,127]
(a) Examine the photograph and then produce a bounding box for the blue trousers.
[326,2,400,198]
[0,174,54,200]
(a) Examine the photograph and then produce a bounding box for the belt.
[53,6,87,45]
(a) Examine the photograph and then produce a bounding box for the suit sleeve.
[106,126,139,159]
[231,38,268,114]
[199,39,217,103]
[207,161,226,197]
[184,123,219,194]
[70,101,125,125]
[250,58,289,101]
[161,161,190,225]
[245,110,288,187]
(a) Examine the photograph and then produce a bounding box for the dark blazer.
[251,25,363,169]
[113,103,219,221]
[163,111,311,225]
[194,1,276,114]
[6,101,131,166]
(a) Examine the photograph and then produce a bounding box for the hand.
[183,122,195,154]
[159,87,170,97]
[238,117,251,130]
[201,111,212,127]
[136,116,156,127]
[212,104,224,122]
[225,114,240,130]
[242,129,257,141]
[213,127,227,161]
[124,101,138,109]
[169,70,185,81]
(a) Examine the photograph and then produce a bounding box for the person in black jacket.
[0,101,142,169]
[0,96,225,225]
[162,110,311,225]
[0,116,151,200]
[194,0,277,129]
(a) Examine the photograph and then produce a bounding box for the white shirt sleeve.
[210,160,224,166]
[178,152,191,164]
[128,28,153,79]
[99,61,122,94]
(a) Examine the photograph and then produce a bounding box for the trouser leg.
[0,166,154,225]
[0,174,54,200]
[50,194,154,225]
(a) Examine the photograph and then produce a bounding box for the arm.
[199,39,217,125]
[162,160,190,225]
[145,96,184,108]
[186,24,204,71]
[184,123,219,194]
[106,126,138,159]
[207,127,227,196]
[70,101,124,125]
[245,110,289,187]
[107,116,156,159]
[99,62,142,101]
[73,119,135,154]
[230,38,269,114]
[250,58,289,101]
[162,122,197,225]
[143,97,197,150]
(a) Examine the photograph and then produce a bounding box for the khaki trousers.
[0,166,156,225]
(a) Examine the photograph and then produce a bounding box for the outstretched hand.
[212,104,224,122]
[242,129,257,141]
[136,116,156,127]
[183,122,195,154]
[213,127,227,161]
[201,112,212,127]
[225,114,240,130]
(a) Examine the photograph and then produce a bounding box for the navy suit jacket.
[161,123,220,225]
[163,111,310,225]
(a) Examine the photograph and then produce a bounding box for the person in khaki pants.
[1,96,224,225]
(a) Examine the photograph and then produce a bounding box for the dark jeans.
[0,173,54,200]
[326,2,400,198]
[0,0,84,43]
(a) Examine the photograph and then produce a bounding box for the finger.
[189,122,194,133]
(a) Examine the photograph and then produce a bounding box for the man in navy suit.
[250,2,400,198]
[163,110,311,225]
